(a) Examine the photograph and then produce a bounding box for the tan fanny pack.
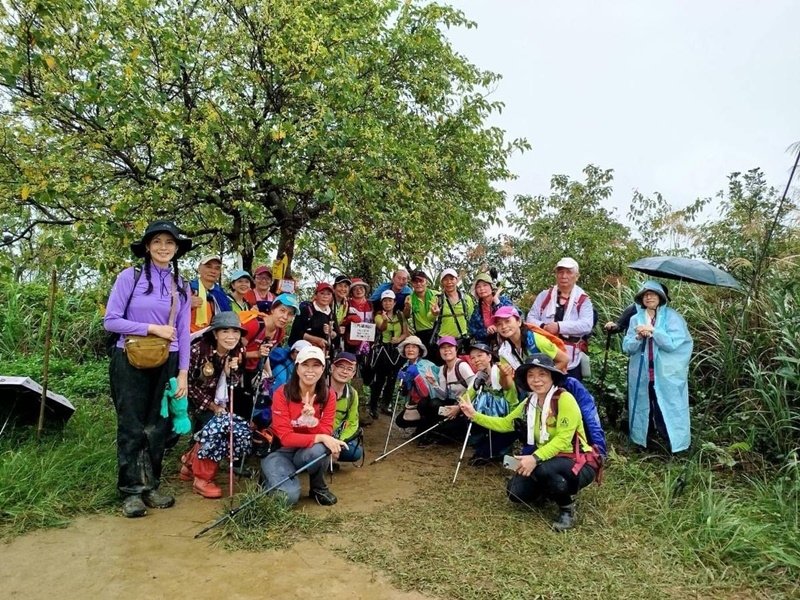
[125,280,178,369]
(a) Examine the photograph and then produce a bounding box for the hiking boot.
[142,489,175,509]
[468,455,492,467]
[193,478,223,499]
[121,494,147,518]
[552,503,576,532]
[180,443,199,481]
[310,487,338,506]
[369,407,379,420]
[179,464,193,481]
[380,404,393,416]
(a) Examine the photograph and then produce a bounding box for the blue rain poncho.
[623,280,693,452]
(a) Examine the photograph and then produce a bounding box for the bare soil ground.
[1,413,436,600]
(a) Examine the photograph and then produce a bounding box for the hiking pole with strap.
[383,388,402,454]
[452,421,473,484]
[371,420,445,464]
[629,338,647,436]
[195,449,331,539]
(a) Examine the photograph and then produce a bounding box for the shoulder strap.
[445,293,467,338]
[541,287,553,312]
[445,359,468,388]
[549,388,563,416]
[167,277,178,327]
[122,267,143,320]
[575,293,588,312]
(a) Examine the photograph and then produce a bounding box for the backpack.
[105,266,142,356]
[540,288,598,337]
[520,384,606,481]
[443,359,470,389]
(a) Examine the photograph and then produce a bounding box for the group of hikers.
[103,220,693,531]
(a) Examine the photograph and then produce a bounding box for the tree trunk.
[276,225,297,278]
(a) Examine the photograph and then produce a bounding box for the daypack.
[443,359,470,389]
[539,288,598,337]
[523,323,567,353]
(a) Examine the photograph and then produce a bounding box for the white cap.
[290,340,312,353]
[555,257,579,272]
[440,268,458,281]
[295,345,326,365]
[198,255,222,266]
[380,289,396,300]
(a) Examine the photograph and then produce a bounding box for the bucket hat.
[514,353,564,391]
[130,220,192,259]
[397,335,427,357]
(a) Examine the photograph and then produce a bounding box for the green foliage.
[0,276,106,362]
[0,0,524,277]
[504,165,641,302]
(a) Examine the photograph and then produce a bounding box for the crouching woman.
[261,346,347,506]
[181,311,251,498]
[460,353,600,531]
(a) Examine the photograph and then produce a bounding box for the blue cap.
[272,293,299,314]
[229,269,254,288]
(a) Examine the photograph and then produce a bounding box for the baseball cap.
[272,293,299,314]
[198,255,222,266]
[555,257,579,271]
[380,290,396,300]
[492,306,520,323]
[334,275,352,286]
[315,282,334,294]
[295,345,326,365]
[254,265,272,277]
[290,340,312,353]
[333,351,357,365]
[440,268,458,281]
[437,335,458,347]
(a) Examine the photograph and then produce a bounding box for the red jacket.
[241,316,285,372]
[270,385,335,448]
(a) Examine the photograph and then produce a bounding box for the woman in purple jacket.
[104,221,192,518]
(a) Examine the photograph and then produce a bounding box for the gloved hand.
[473,370,490,391]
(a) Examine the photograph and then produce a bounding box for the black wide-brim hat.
[514,353,565,392]
[130,220,193,259]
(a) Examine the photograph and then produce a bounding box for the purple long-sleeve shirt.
[104,265,191,370]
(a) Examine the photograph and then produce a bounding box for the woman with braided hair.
[104,221,192,518]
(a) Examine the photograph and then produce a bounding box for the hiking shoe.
[468,455,492,467]
[122,495,147,518]
[552,503,576,532]
[310,487,338,506]
[380,405,393,416]
[179,463,193,481]
[193,478,223,499]
[142,489,175,509]
[368,408,379,420]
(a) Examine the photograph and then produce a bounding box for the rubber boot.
[179,443,200,481]
[192,456,223,499]
[552,502,577,532]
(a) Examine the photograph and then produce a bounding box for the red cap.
[315,281,334,294]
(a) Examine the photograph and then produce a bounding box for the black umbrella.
[628,256,743,291]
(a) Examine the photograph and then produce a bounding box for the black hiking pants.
[507,457,596,507]
[109,348,177,496]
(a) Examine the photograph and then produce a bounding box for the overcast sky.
[446,0,800,223]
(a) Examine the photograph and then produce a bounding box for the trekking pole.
[371,420,445,464]
[37,268,57,440]
[629,339,647,435]
[452,421,473,484]
[599,330,612,387]
[383,389,401,454]
[195,450,331,538]
[228,376,235,498]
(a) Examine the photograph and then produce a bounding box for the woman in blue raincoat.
[623,280,692,452]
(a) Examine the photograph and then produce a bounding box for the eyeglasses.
[334,364,356,373]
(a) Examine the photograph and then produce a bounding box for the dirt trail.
[1,416,438,600]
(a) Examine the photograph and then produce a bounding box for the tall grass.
[0,358,116,538]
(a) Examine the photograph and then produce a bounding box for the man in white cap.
[525,257,594,380]
[432,268,474,354]
[189,255,232,333]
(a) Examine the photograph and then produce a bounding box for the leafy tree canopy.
[0,0,526,279]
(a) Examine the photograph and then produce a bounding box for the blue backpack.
[561,376,607,457]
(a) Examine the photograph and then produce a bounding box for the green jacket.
[333,384,360,442]
[472,388,591,461]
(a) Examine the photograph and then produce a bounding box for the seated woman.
[493,306,569,372]
[425,336,475,443]
[181,311,252,499]
[623,280,692,453]
[393,335,439,436]
[458,342,520,465]
[460,353,601,531]
[260,346,347,506]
